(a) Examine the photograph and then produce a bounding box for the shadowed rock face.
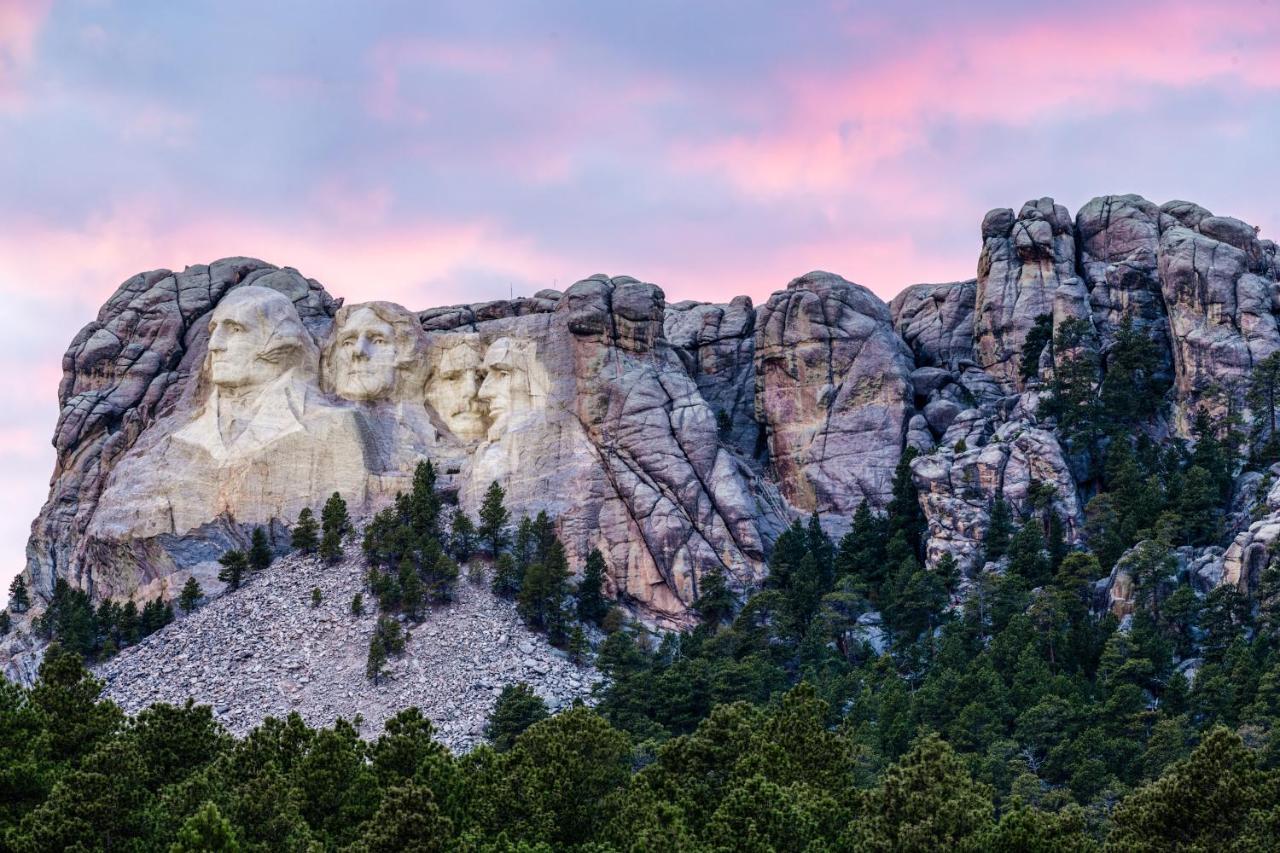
[754,271,914,522]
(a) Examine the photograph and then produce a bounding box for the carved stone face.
[207,287,310,392]
[477,337,540,441]
[425,336,487,442]
[331,307,399,400]
[323,301,428,403]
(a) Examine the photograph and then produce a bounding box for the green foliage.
[366,617,406,685]
[486,683,550,751]
[351,592,364,616]
[35,579,169,662]
[694,563,735,625]
[320,491,350,563]
[248,526,273,572]
[178,577,202,615]
[1107,727,1279,851]
[171,801,240,852]
[1249,350,1280,465]
[491,553,522,599]
[217,550,248,591]
[576,548,609,625]
[1020,313,1053,381]
[985,498,1014,563]
[290,506,319,554]
[478,480,511,555]
[310,587,322,608]
[450,510,476,563]
[9,574,30,612]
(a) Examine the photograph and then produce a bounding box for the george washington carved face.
[206,286,314,393]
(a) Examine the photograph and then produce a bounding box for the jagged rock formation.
[974,199,1077,391]
[754,272,913,522]
[9,191,1280,687]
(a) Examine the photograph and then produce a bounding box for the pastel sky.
[3,0,1279,601]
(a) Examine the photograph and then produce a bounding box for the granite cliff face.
[8,192,1280,682]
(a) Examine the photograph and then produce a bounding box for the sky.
[2,0,1280,601]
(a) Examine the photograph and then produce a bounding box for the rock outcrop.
[11,192,1280,687]
[754,272,913,522]
[974,199,1077,391]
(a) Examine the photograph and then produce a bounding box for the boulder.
[890,279,977,369]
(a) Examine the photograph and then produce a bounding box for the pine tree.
[1248,350,1280,463]
[321,491,351,540]
[576,548,609,625]
[0,610,9,636]
[366,634,388,685]
[310,587,322,608]
[358,782,453,852]
[478,480,510,555]
[835,502,889,591]
[217,550,248,591]
[693,563,735,625]
[485,682,549,751]
[399,558,423,621]
[518,537,570,632]
[491,553,522,598]
[178,578,202,614]
[1008,522,1050,587]
[248,527,272,572]
[450,511,476,563]
[568,625,589,665]
[985,498,1013,563]
[1020,313,1053,381]
[409,460,442,539]
[887,446,926,560]
[291,507,319,554]
[513,515,536,572]
[8,575,30,613]
[171,801,240,852]
[319,527,343,564]
[351,593,364,616]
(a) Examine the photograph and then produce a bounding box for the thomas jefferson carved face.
[324,301,428,403]
[207,287,312,393]
[332,307,398,400]
[425,335,487,442]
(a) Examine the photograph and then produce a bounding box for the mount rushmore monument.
[7,192,1280,681]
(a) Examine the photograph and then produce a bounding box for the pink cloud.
[0,0,51,106]
[0,201,579,313]
[680,2,1280,197]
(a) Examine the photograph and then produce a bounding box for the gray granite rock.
[755,271,914,522]
[975,199,1078,391]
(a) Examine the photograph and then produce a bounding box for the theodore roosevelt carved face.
[324,301,428,403]
[206,286,314,394]
[425,334,488,443]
